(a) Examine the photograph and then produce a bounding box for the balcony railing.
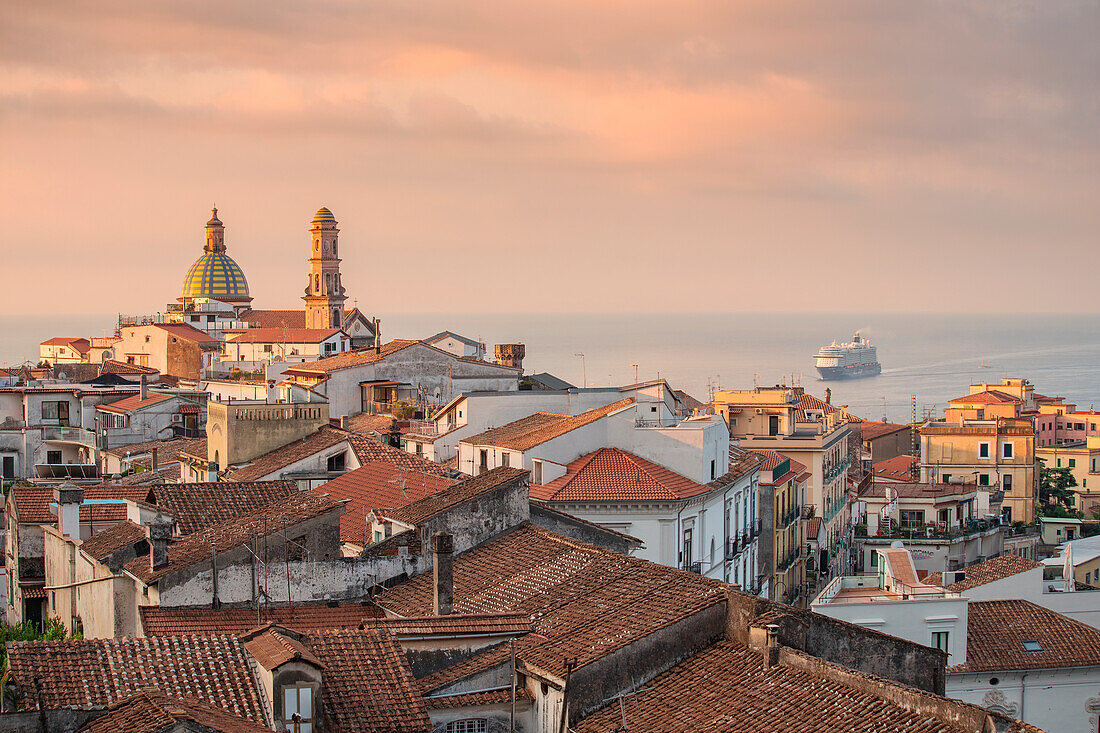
[683,561,702,574]
[824,454,852,483]
[778,546,802,571]
[726,536,742,559]
[751,519,761,538]
[41,426,98,445]
[776,505,801,529]
[860,517,1002,541]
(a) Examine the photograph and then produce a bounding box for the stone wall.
[528,503,640,556]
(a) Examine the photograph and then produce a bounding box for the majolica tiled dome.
[312,207,336,225]
[181,252,250,301]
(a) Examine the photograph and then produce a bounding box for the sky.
[1,1,1098,317]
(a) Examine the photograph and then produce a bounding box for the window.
[1002,442,1013,459]
[326,452,346,472]
[900,510,924,528]
[979,442,990,458]
[283,685,314,733]
[1069,458,1077,468]
[1077,422,1085,431]
[1021,640,1043,652]
[479,450,488,470]
[682,528,693,567]
[1003,474,1012,492]
[446,720,487,733]
[979,474,990,486]
[501,452,510,467]
[931,631,950,654]
[415,442,423,456]
[46,450,62,465]
[710,459,716,480]
[41,401,70,425]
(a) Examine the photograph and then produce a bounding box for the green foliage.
[1038,503,1082,519]
[0,617,76,671]
[1039,463,1078,510]
[391,401,415,420]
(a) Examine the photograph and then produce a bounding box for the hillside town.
[1,208,1098,733]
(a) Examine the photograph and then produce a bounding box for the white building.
[283,339,520,420]
[531,445,761,590]
[458,397,728,486]
[946,599,1100,733]
[405,380,687,463]
[220,327,351,372]
[423,331,487,360]
[813,546,968,664]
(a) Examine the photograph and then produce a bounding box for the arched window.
[332,309,340,326]
[326,273,332,293]
[447,720,486,733]
[315,274,320,293]
[332,240,337,256]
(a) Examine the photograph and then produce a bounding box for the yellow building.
[715,386,853,577]
[920,417,1037,524]
[1036,440,1100,515]
[755,450,808,607]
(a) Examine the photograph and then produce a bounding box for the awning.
[359,380,406,387]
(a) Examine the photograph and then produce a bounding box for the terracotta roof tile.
[125,491,341,583]
[924,555,1042,593]
[103,437,196,462]
[372,613,530,636]
[10,486,153,525]
[385,467,528,526]
[858,481,974,501]
[79,520,147,562]
[227,327,342,344]
[305,628,432,732]
[874,455,919,480]
[315,463,455,544]
[100,359,159,375]
[41,337,90,352]
[241,627,324,670]
[461,398,635,451]
[283,340,421,375]
[239,308,361,330]
[152,322,220,345]
[78,689,271,733]
[6,635,267,722]
[424,688,531,709]
[97,392,178,414]
[575,641,982,733]
[140,602,384,636]
[378,523,726,684]
[531,447,712,502]
[153,480,297,535]
[224,426,351,481]
[948,389,1022,405]
[859,420,911,441]
[346,435,452,477]
[952,599,1100,672]
[708,446,764,488]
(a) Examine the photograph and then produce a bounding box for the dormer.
[241,625,325,732]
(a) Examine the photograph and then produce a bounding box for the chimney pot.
[340,414,349,430]
[149,513,175,570]
[54,480,84,539]
[139,374,147,401]
[764,623,780,671]
[432,532,454,616]
[151,447,159,473]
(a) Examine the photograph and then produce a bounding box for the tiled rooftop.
[952,599,1100,672]
[224,425,350,481]
[531,447,712,502]
[7,635,267,722]
[97,392,177,414]
[152,322,220,345]
[10,486,154,524]
[385,467,528,526]
[708,445,765,489]
[241,626,324,670]
[239,308,358,330]
[79,520,146,562]
[78,689,271,733]
[924,554,1042,591]
[125,491,342,583]
[152,480,297,535]
[305,628,432,732]
[948,390,1021,405]
[858,481,974,501]
[284,339,421,375]
[378,522,726,683]
[873,454,919,480]
[346,435,452,477]
[315,462,455,544]
[575,641,997,733]
[227,327,342,343]
[103,437,195,461]
[461,398,635,451]
[859,420,910,441]
[372,612,530,636]
[140,602,383,636]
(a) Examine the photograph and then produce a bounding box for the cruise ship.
[814,332,881,380]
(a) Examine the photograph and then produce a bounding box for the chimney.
[139,374,148,401]
[151,447,159,473]
[824,387,831,405]
[764,623,780,671]
[54,480,83,539]
[432,532,454,616]
[149,513,174,570]
[340,414,349,430]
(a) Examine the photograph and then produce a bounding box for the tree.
[1038,460,1078,511]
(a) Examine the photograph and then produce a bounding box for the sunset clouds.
[2,1,1097,315]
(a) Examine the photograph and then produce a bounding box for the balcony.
[751,519,761,538]
[859,516,1003,541]
[683,561,702,574]
[41,426,98,445]
[778,546,802,571]
[776,505,801,529]
[726,536,742,559]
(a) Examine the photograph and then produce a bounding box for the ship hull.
[816,363,881,380]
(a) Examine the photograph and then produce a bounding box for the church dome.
[181,252,250,302]
[312,207,336,225]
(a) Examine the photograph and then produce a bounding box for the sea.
[3,312,1099,423]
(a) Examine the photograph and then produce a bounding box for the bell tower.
[205,206,226,253]
[303,207,348,329]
